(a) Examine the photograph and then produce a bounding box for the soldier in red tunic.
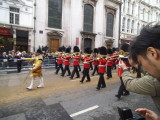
[115,44,130,99]
[55,47,64,75]
[106,49,113,79]
[70,46,80,79]
[62,47,71,76]
[92,48,99,76]
[80,48,92,83]
[96,47,107,90]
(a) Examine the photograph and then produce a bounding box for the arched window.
[127,19,130,33]
[137,23,140,34]
[122,17,126,32]
[131,20,134,33]
[83,4,94,33]
[106,13,114,37]
[48,0,62,29]
[132,2,135,15]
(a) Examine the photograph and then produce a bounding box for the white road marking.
[70,105,99,117]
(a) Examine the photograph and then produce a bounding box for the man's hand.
[119,60,128,70]
[135,108,160,120]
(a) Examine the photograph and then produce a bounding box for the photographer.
[120,24,160,119]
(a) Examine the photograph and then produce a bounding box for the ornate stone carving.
[83,0,98,6]
[105,39,114,47]
[80,31,97,40]
[105,5,116,14]
[47,31,63,39]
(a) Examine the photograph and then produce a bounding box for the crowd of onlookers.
[0,50,55,69]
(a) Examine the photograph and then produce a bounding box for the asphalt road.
[0,68,159,120]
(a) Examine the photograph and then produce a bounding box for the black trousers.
[62,65,71,76]
[17,61,22,72]
[92,65,98,75]
[117,77,129,96]
[78,64,81,71]
[81,68,90,82]
[107,66,112,78]
[97,73,106,88]
[56,64,63,74]
[71,66,80,79]
[90,62,93,70]
[55,57,58,69]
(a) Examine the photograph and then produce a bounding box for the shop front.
[0,27,14,53]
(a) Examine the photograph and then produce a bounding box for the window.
[106,13,114,37]
[123,0,125,12]
[143,9,145,20]
[127,1,130,14]
[127,19,130,33]
[9,7,19,24]
[148,11,150,22]
[83,4,94,33]
[137,23,140,34]
[48,0,62,29]
[132,2,135,15]
[131,20,134,33]
[122,17,125,32]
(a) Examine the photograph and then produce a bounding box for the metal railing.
[0,57,56,70]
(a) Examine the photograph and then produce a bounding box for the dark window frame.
[83,4,94,33]
[48,0,62,29]
[106,13,114,37]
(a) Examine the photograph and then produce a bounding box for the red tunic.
[93,60,99,65]
[98,58,107,73]
[73,55,80,66]
[82,57,91,68]
[63,56,71,65]
[57,56,63,64]
[107,58,113,66]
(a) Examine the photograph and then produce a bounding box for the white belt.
[99,65,106,67]
[64,60,69,61]
[83,62,89,64]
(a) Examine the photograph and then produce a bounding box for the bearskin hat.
[58,47,63,52]
[73,46,80,52]
[99,46,107,55]
[65,47,71,53]
[61,46,66,52]
[93,48,99,53]
[121,43,129,52]
[84,48,92,54]
[36,49,43,54]
[107,48,113,55]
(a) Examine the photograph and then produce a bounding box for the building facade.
[0,0,121,53]
[0,0,34,52]
[119,0,160,44]
[34,0,121,52]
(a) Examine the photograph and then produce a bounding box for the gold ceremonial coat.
[25,55,43,77]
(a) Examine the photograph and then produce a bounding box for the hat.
[73,46,80,52]
[37,49,43,54]
[65,47,71,53]
[121,43,130,52]
[84,48,92,54]
[93,48,99,53]
[107,48,113,55]
[99,46,107,55]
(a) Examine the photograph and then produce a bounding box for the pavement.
[0,68,159,120]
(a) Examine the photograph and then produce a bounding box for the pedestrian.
[70,46,80,79]
[61,47,71,77]
[55,47,63,75]
[92,48,99,76]
[96,46,107,90]
[80,48,92,83]
[23,49,44,90]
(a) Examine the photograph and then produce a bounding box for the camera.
[118,107,145,120]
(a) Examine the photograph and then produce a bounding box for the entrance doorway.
[84,38,92,51]
[50,39,59,52]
